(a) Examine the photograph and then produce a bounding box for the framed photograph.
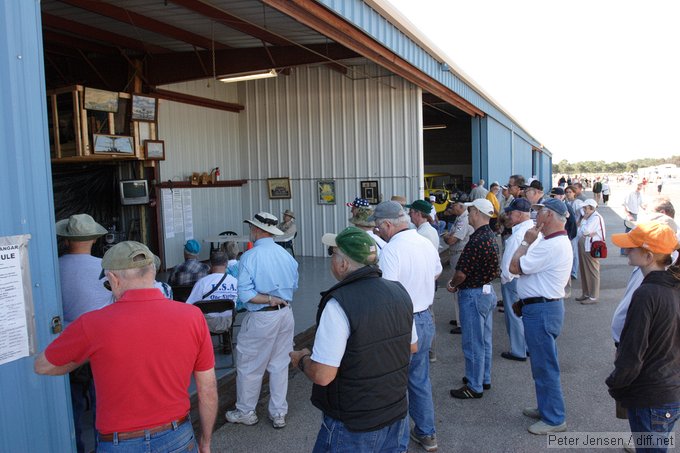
[317,180,336,205]
[131,94,158,122]
[93,134,134,154]
[144,140,165,160]
[267,178,292,199]
[84,87,119,113]
[360,180,380,204]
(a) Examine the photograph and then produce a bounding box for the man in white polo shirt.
[371,201,442,453]
[509,198,572,435]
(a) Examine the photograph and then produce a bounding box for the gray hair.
[382,212,409,228]
[108,263,155,280]
[223,241,240,260]
[333,248,365,273]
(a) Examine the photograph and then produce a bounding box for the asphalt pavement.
[210,196,636,452]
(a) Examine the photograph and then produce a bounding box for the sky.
[386,0,680,163]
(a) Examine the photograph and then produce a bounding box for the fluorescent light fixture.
[423,124,447,130]
[219,69,278,83]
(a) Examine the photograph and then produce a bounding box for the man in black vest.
[290,227,416,452]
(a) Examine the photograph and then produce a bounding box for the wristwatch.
[521,240,529,247]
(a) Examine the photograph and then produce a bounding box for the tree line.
[553,156,680,174]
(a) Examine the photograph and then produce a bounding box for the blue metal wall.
[512,134,533,178]
[485,116,512,185]
[0,1,74,451]
[540,151,553,189]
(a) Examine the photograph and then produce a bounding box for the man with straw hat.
[55,213,110,453]
[226,212,299,429]
[35,241,218,453]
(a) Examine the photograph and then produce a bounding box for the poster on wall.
[317,180,336,205]
[360,180,380,204]
[0,234,35,366]
[161,189,175,239]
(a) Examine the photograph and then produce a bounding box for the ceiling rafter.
[42,13,171,54]
[168,0,290,46]
[56,0,230,50]
[43,30,118,55]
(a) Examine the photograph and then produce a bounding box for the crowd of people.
[32,172,680,453]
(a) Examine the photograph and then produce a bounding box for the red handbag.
[590,215,607,258]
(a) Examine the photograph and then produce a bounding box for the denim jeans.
[398,310,435,451]
[70,376,95,453]
[522,300,565,426]
[501,280,527,358]
[627,402,680,453]
[621,214,637,255]
[458,287,496,393]
[96,417,196,453]
[571,236,580,278]
[313,414,406,453]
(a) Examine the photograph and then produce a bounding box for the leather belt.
[98,414,189,442]
[519,297,559,305]
[258,304,289,312]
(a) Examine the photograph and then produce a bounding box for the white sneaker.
[528,420,567,435]
[522,407,541,419]
[269,413,286,429]
[225,409,258,426]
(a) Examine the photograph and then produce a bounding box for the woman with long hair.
[576,199,606,304]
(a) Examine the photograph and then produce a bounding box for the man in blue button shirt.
[226,212,299,429]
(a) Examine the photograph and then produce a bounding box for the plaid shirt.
[169,259,210,286]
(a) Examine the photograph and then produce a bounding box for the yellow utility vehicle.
[424,173,458,213]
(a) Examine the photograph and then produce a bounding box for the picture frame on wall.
[360,180,380,204]
[144,140,165,160]
[131,94,158,122]
[83,87,119,113]
[317,180,336,205]
[92,134,134,154]
[267,177,292,199]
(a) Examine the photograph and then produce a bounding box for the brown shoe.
[575,295,589,301]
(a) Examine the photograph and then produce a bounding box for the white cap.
[463,198,495,216]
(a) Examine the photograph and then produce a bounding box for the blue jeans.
[621,214,638,255]
[70,371,95,453]
[627,403,680,453]
[571,236,579,278]
[96,417,196,453]
[458,287,495,393]
[398,310,435,451]
[501,280,526,358]
[313,414,406,453]
[522,300,565,426]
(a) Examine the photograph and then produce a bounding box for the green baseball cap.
[322,227,378,265]
[406,199,433,215]
[102,241,156,270]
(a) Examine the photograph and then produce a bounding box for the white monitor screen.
[120,180,149,205]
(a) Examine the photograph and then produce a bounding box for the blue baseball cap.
[504,198,532,213]
[184,239,201,254]
[533,198,569,217]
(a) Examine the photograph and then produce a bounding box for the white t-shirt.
[379,229,442,312]
[623,190,643,215]
[501,219,535,284]
[311,298,417,367]
[417,221,440,252]
[366,229,387,254]
[516,233,573,300]
[186,272,237,318]
[578,211,606,252]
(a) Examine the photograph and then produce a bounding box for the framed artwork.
[92,134,134,154]
[267,177,292,199]
[144,140,165,160]
[317,180,336,205]
[360,180,380,204]
[83,87,119,113]
[131,94,158,122]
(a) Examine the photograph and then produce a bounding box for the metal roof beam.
[42,13,171,54]
[168,0,290,46]
[146,42,358,85]
[56,0,230,50]
[43,30,118,55]
[263,0,484,118]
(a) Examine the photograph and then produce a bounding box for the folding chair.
[210,230,237,253]
[171,284,194,302]
[193,299,236,369]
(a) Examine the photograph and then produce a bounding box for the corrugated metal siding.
[238,64,421,256]
[512,134,533,178]
[317,0,543,149]
[1,1,73,451]
[540,152,553,189]
[485,116,512,185]
[157,80,244,267]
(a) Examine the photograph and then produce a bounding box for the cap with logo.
[532,198,569,217]
[322,226,378,265]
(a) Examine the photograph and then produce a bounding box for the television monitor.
[119,179,149,205]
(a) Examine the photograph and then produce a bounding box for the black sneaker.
[450,385,483,399]
[449,320,458,326]
[462,376,490,390]
[450,327,462,334]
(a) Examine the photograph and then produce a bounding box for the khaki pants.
[578,237,600,299]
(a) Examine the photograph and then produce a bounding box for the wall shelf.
[155,180,248,189]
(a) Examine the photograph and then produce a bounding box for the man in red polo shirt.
[34,241,217,453]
